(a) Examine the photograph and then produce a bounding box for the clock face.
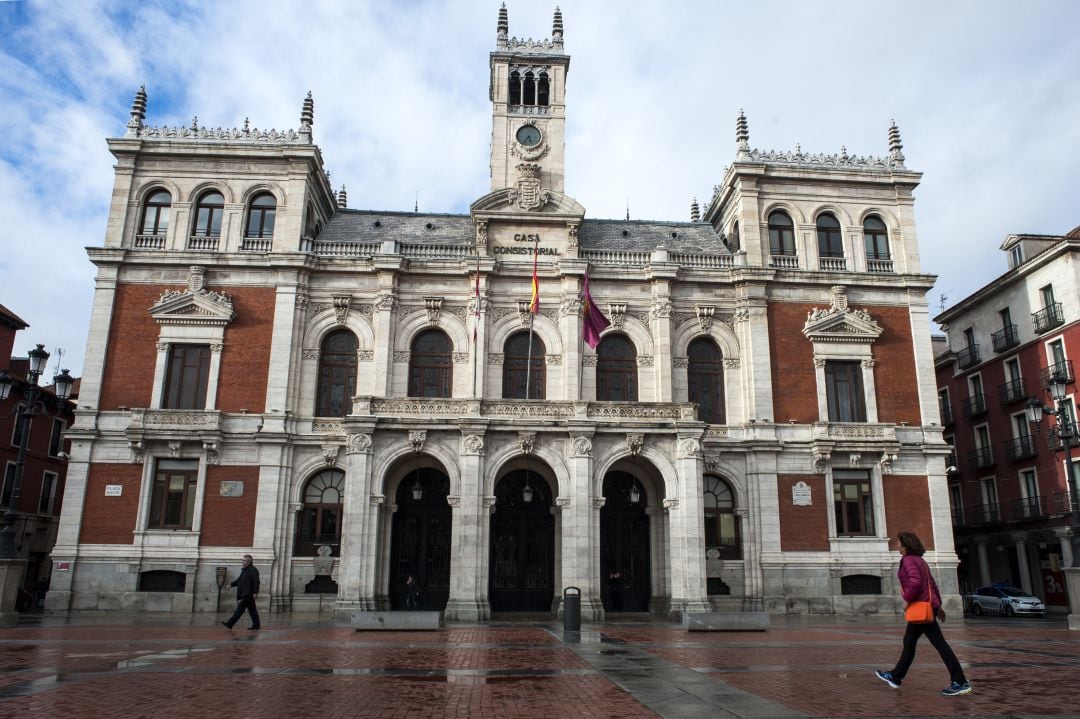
[516,125,542,147]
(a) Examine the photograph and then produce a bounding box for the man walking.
[222,554,261,630]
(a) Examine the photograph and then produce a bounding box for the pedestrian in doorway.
[876,532,970,696]
[406,575,421,610]
[221,554,261,630]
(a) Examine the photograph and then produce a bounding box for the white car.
[969,585,1046,617]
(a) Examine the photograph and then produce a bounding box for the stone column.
[976,540,991,587]
[560,278,584,401]
[651,282,674,402]
[445,428,487,621]
[371,281,397,397]
[667,436,710,619]
[335,430,374,618]
[564,429,601,618]
[1014,535,1033,594]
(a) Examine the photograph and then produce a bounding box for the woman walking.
[876,531,971,696]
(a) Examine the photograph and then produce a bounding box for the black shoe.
[246,626,261,630]
[221,621,233,629]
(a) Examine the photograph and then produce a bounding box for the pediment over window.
[150,267,235,327]
[802,286,882,344]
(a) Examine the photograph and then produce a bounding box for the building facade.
[48,8,952,620]
[934,228,1079,608]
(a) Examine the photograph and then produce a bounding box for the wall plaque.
[220,481,245,497]
[792,481,812,506]
[104,485,123,497]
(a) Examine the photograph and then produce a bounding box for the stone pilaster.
[335,430,374,617]
[563,429,601,618]
[651,282,673,402]
[371,276,397,396]
[666,437,710,619]
[445,427,487,621]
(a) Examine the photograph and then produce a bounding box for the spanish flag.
[528,238,540,314]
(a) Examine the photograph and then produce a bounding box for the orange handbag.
[904,561,935,624]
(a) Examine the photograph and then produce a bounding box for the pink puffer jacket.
[898,553,941,609]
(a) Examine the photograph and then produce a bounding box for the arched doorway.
[601,471,650,612]
[489,469,555,612]
[389,467,451,610]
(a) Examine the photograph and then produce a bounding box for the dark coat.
[231,564,260,599]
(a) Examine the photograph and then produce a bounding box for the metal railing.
[951,506,966,526]
[1049,491,1074,515]
[1009,496,1046,521]
[962,393,987,418]
[1002,435,1037,461]
[971,502,1002,524]
[998,378,1026,405]
[1039,360,1075,389]
[967,446,994,468]
[956,344,981,369]
[1032,302,1064,333]
[991,324,1020,353]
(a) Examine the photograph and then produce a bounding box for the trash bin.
[563,586,581,631]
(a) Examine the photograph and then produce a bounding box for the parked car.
[968,585,1046,617]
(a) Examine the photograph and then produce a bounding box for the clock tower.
[489,5,569,195]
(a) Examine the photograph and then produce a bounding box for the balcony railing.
[962,393,987,418]
[1049,491,1075,515]
[134,234,166,249]
[1003,435,1037,461]
[1039,360,1075,389]
[956,344,981,369]
[1032,302,1064,333]
[770,254,799,269]
[971,502,1002,525]
[239,237,272,252]
[967,446,994,469]
[991,324,1020,353]
[819,257,847,271]
[1009,496,1046,521]
[998,378,1027,405]
[866,258,894,273]
[187,234,220,251]
[940,403,955,426]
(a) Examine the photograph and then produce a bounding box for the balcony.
[967,446,995,469]
[866,258,894,273]
[1009,496,1046,521]
[134,234,166,250]
[239,237,272,252]
[962,393,987,418]
[770,254,799,269]
[187,234,220,251]
[1039,360,1075,389]
[998,378,1027,405]
[819,257,847,271]
[1049,491,1074,515]
[1002,435,1037,461]
[971,502,1002,525]
[956,344,981,369]
[1032,302,1064,334]
[991,324,1020,353]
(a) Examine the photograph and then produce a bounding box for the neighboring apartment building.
[0,305,75,597]
[49,7,951,620]
[934,228,1080,609]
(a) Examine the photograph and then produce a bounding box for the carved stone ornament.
[424,297,443,326]
[678,437,701,459]
[369,494,385,506]
[592,496,607,509]
[168,441,182,458]
[149,266,236,327]
[393,351,411,362]
[723,358,740,369]
[880,451,897,473]
[409,431,427,453]
[321,444,341,466]
[483,495,497,513]
[572,435,592,457]
[129,441,144,464]
[453,352,470,364]
[651,300,673,319]
[637,356,654,367]
[555,496,571,508]
[488,353,504,365]
[375,293,395,311]
[358,349,374,361]
[813,357,828,368]
[673,357,689,368]
[732,307,750,323]
[560,297,582,317]
[289,502,304,513]
[662,497,679,510]
[295,288,309,311]
[332,295,352,325]
[608,303,627,330]
[625,433,645,456]
[812,448,830,474]
[849,453,862,468]
[703,454,721,471]
[313,421,344,434]
[356,304,374,319]
[475,220,488,250]
[567,223,579,249]
[803,285,883,344]
[582,355,598,367]
[507,162,551,211]
[446,495,461,507]
[347,433,372,455]
[696,305,715,333]
[203,442,219,466]
[545,354,562,366]
[463,434,485,455]
[302,348,320,360]
[518,432,537,455]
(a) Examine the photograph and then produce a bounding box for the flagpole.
[473,251,481,398]
[525,235,539,399]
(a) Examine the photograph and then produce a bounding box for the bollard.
[563,586,581,631]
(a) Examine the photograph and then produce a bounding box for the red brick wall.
[777,474,830,551]
[200,466,259,547]
[768,302,921,425]
[80,463,142,544]
[883,474,935,550]
[99,284,274,413]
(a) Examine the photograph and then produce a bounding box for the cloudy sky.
[2,0,1078,377]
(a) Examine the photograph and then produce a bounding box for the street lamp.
[0,345,74,560]
[1025,372,1080,569]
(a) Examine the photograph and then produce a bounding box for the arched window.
[864,215,890,259]
[537,72,550,106]
[728,220,740,252]
[597,334,637,402]
[503,331,545,399]
[296,469,344,556]
[140,189,171,236]
[523,71,536,106]
[768,211,795,255]
[408,329,452,397]
[816,213,843,258]
[193,190,224,237]
[509,70,521,105]
[316,330,357,416]
[703,475,740,559]
[245,193,277,238]
[687,338,725,423]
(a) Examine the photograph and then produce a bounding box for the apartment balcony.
[1009,496,1046,521]
[1032,302,1064,334]
[956,344,981,369]
[967,446,995,469]
[962,393,987,418]
[971,502,1002,525]
[1049,491,1075,515]
[991,324,1020,353]
[1003,435,1037,461]
[1039,360,1075,389]
[998,378,1027,405]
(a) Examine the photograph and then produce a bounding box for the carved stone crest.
[507,162,550,211]
[572,435,592,457]
[347,433,372,455]
[409,430,427,453]
[678,437,701,458]
[625,433,644,456]
[463,434,485,455]
[518,432,537,455]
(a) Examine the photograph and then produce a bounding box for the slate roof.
[319,210,729,255]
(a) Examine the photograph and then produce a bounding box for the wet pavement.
[0,611,1077,718]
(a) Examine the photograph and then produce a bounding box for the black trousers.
[891,620,966,684]
[225,596,261,629]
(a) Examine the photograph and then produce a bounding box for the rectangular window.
[982,477,998,505]
[1020,469,1038,499]
[39,471,58,514]
[162,345,211,410]
[938,389,952,424]
[963,327,976,346]
[1048,339,1066,366]
[825,361,866,422]
[1009,245,1023,268]
[1,462,16,508]
[10,404,28,448]
[1040,284,1055,307]
[833,470,874,536]
[48,419,65,457]
[1005,358,1021,383]
[999,307,1013,329]
[148,460,199,530]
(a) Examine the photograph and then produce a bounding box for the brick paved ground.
[0,612,1076,718]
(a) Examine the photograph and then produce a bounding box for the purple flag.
[581,270,610,349]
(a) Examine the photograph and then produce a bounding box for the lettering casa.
[493,233,561,256]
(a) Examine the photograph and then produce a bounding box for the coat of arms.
[508,163,550,211]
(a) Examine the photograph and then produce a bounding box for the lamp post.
[0,345,75,560]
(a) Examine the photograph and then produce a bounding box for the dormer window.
[1008,244,1024,269]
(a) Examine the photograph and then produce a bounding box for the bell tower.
[489,5,569,194]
